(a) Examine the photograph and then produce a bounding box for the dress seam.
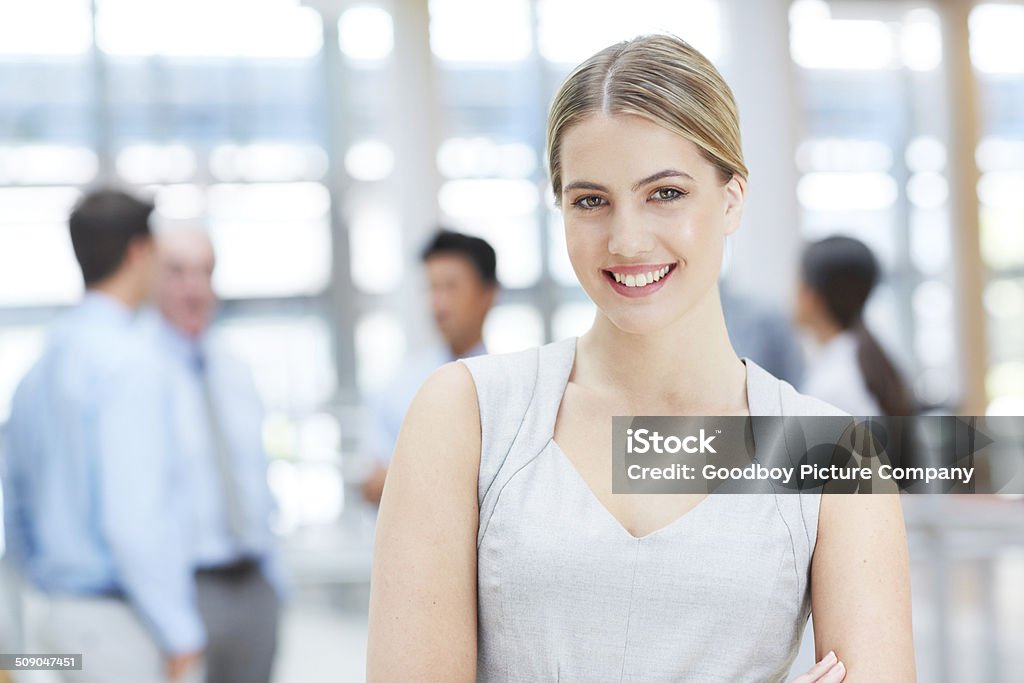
[477,444,548,548]
[475,347,542,547]
[772,492,802,605]
[617,540,642,683]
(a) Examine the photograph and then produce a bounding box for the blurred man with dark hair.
[145,228,283,683]
[419,229,498,357]
[360,229,497,504]
[69,190,156,287]
[2,189,205,682]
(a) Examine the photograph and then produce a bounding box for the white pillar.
[304,0,359,399]
[388,0,445,354]
[938,0,987,415]
[717,0,803,311]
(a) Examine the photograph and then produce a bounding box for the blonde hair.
[546,34,748,199]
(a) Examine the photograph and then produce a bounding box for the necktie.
[196,349,252,552]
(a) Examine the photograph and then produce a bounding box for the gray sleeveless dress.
[459,337,846,683]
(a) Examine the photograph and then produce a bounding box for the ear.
[126,235,154,264]
[482,283,498,311]
[722,174,746,236]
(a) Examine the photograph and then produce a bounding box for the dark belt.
[195,557,260,580]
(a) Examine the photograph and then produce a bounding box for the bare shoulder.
[367,360,481,681]
[391,361,481,471]
[381,360,482,517]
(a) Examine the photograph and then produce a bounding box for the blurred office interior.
[0,0,1022,680]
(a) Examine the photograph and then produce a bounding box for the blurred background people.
[1,190,204,682]
[795,235,917,416]
[360,230,497,505]
[146,228,283,683]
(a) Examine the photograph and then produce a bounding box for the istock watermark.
[626,427,717,454]
[611,416,1023,495]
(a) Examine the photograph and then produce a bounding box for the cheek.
[679,203,724,239]
[794,288,815,320]
[565,240,599,287]
[564,220,605,266]
[657,211,722,261]
[453,286,477,311]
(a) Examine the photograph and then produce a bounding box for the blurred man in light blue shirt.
[2,190,204,682]
[145,228,282,683]
[361,230,496,504]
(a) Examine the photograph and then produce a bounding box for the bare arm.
[366,362,480,681]
[810,493,916,681]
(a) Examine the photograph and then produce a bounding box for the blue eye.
[573,195,606,210]
[652,188,685,201]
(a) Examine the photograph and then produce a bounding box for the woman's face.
[793,278,822,329]
[558,113,745,335]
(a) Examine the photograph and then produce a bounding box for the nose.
[606,205,656,258]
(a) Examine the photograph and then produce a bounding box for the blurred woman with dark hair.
[795,235,917,416]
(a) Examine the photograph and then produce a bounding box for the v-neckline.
[547,336,758,542]
[546,438,718,541]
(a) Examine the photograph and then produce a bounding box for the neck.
[575,285,748,414]
[90,274,141,310]
[449,331,483,358]
[161,313,202,342]
[810,318,843,345]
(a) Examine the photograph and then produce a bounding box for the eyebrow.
[562,169,696,195]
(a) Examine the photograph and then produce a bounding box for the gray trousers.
[194,563,279,683]
[27,590,204,683]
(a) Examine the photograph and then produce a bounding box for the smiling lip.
[602,263,675,275]
[603,263,677,298]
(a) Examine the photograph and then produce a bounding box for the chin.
[593,291,714,340]
[600,305,687,337]
[181,318,206,336]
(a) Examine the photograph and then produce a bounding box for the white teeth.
[610,266,673,287]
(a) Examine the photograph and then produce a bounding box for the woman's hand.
[788,650,846,682]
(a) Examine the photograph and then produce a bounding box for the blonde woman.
[367,35,914,682]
